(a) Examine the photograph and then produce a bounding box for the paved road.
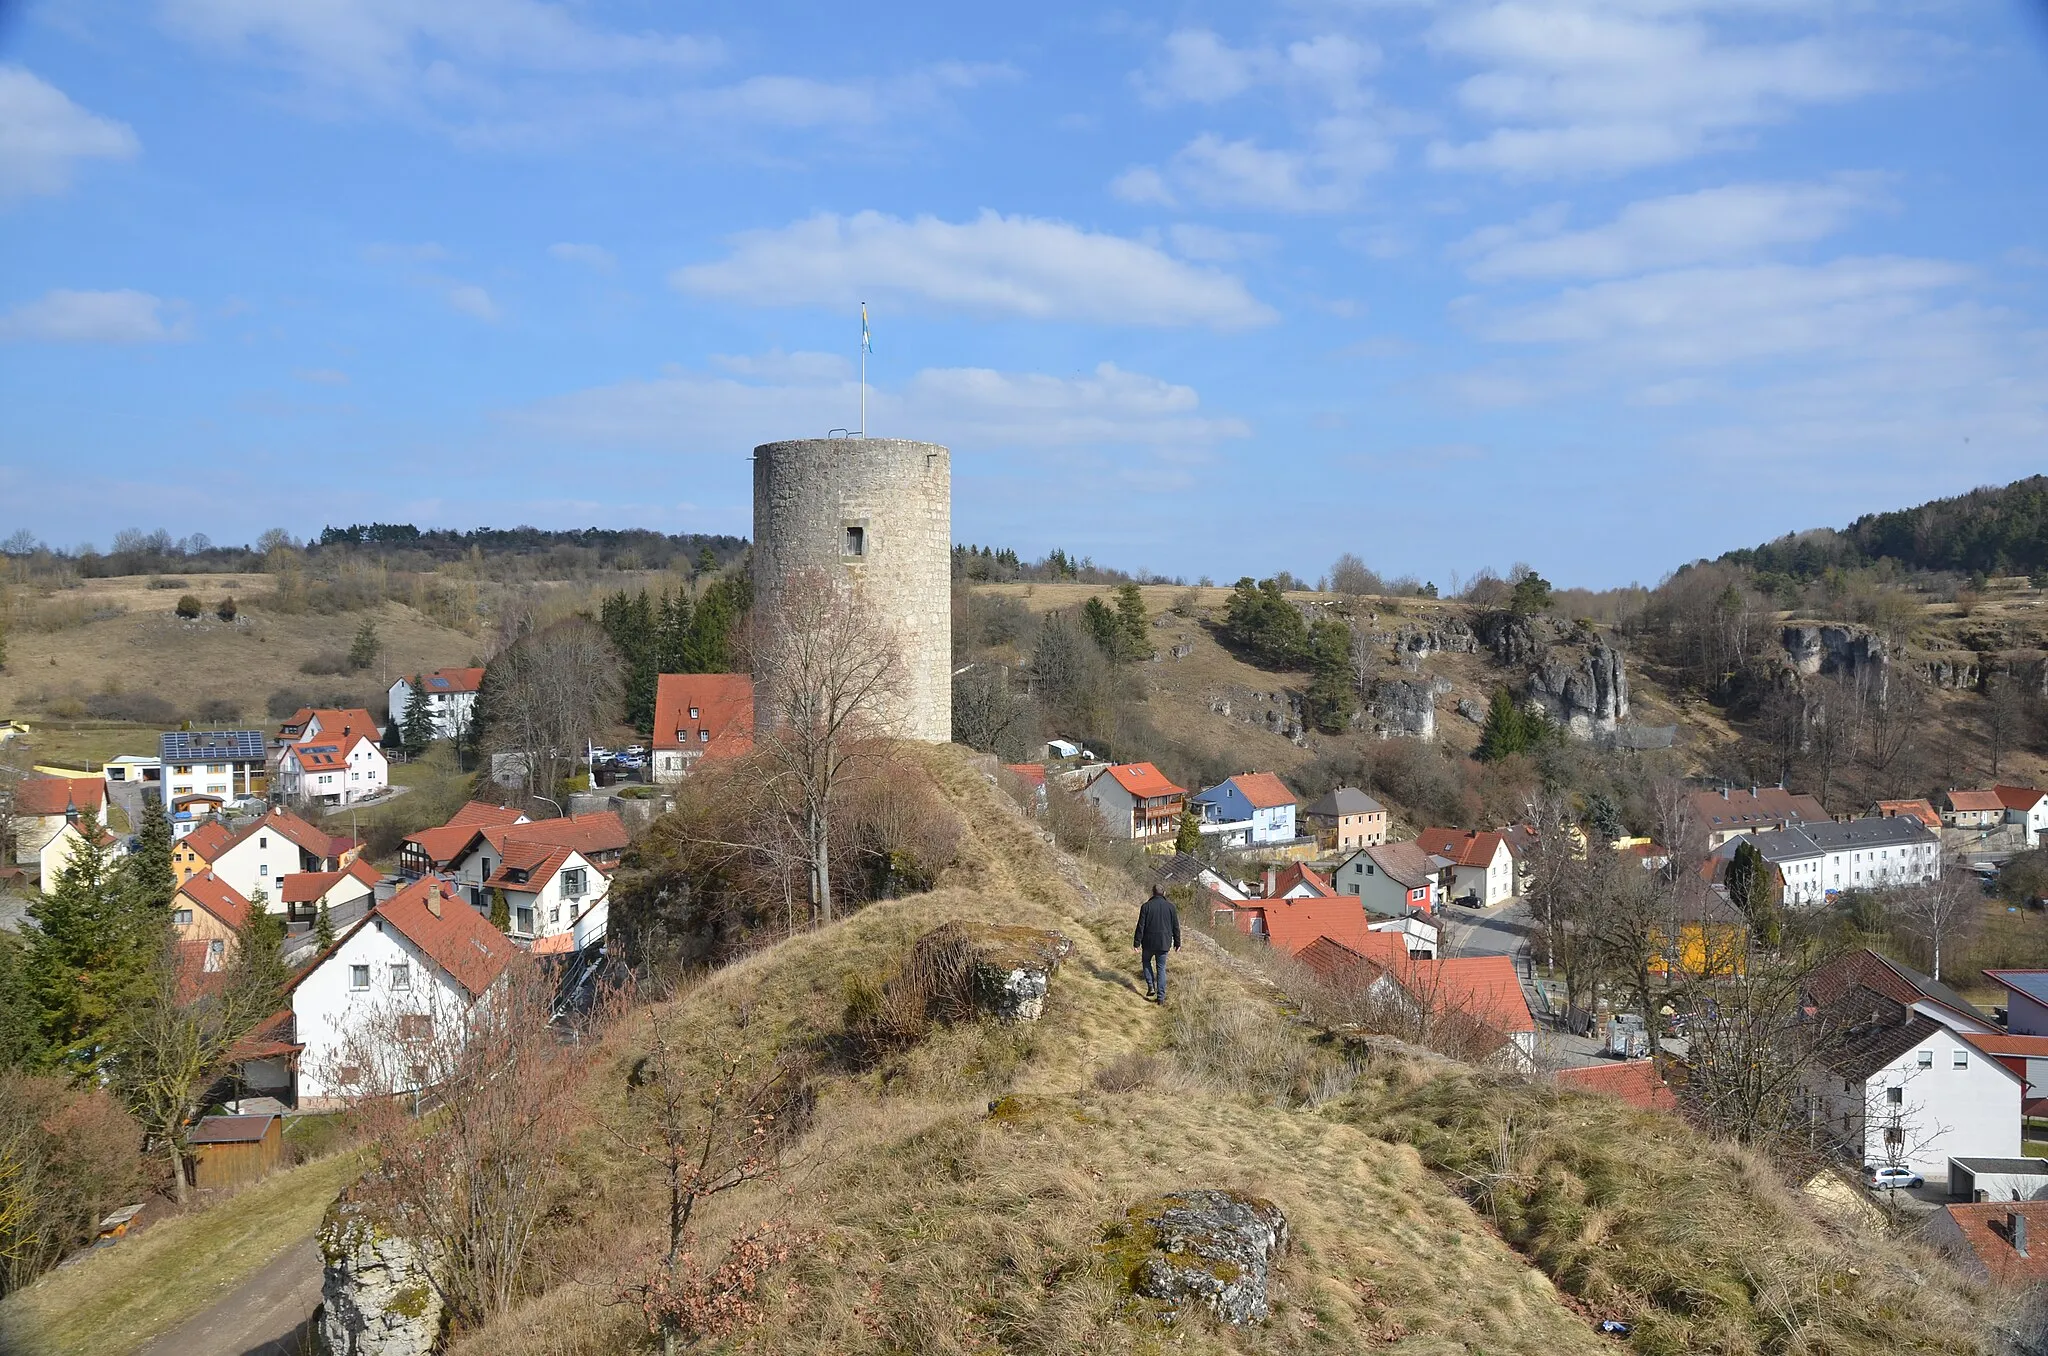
[1441,893,1534,960]
[136,1236,323,1356]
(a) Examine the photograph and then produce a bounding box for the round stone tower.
[751,437,951,742]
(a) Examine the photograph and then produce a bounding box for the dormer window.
[688,707,699,720]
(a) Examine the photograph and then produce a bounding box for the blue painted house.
[1192,772,1300,848]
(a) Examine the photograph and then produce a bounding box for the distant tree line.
[597,575,754,732]
[1718,473,2048,582]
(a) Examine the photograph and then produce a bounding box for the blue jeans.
[1142,950,1168,1001]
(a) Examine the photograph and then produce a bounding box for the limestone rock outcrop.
[319,1194,442,1356]
[914,922,1074,1023]
[1527,640,1630,737]
[1108,1190,1289,1325]
[1780,624,1888,696]
[1367,677,1437,740]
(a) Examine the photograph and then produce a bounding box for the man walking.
[1133,885,1181,1004]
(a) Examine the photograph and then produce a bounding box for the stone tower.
[751,437,951,742]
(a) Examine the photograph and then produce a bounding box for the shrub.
[195,697,242,724]
[1092,1050,1164,1093]
[215,596,237,622]
[83,691,177,723]
[147,576,189,590]
[300,650,351,676]
[0,1072,144,1295]
[174,594,202,619]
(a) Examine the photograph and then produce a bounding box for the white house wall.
[1808,1025,2020,1185]
[293,920,472,1109]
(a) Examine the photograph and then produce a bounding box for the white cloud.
[1477,256,1969,365]
[511,356,1249,452]
[161,0,721,104]
[444,283,500,320]
[672,210,1275,329]
[0,67,139,205]
[1115,118,1391,213]
[0,290,186,343]
[1167,224,1275,262]
[1427,1,1887,177]
[548,241,615,270]
[1462,176,1887,280]
[707,349,849,382]
[1135,29,1378,110]
[294,367,350,385]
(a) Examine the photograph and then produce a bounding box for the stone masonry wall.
[753,438,952,742]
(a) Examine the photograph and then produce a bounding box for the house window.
[1884,1127,1904,1148]
[550,904,560,924]
[260,864,269,876]
[209,938,224,956]
[1887,1087,1903,1105]
[1955,1049,1969,1068]
[845,524,866,556]
[390,962,410,991]
[517,907,533,933]
[699,730,710,743]
[259,836,268,848]
[397,1014,431,1043]
[1917,1050,1934,1069]
[688,706,699,719]
[173,908,192,925]
[350,964,371,990]
[562,867,587,897]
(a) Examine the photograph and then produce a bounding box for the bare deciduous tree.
[1808,677,1854,811]
[753,569,905,925]
[1679,953,1832,1153]
[317,959,582,1332]
[475,617,624,810]
[1888,872,1978,982]
[1984,670,2029,778]
[1865,672,1926,781]
[608,1006,811,1356]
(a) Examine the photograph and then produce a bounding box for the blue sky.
[2,0,2045,587]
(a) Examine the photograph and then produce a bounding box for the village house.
[1000,763,1049,814]
[398,800,532,881]
[171,819,234,886]
[1688,784,1830,850]
[1257,862,1338,899]
[7,776,107,867]
[436,811,628,938]
[1649,881,1748,979]
[1872,799,1943,832]
[276,859,380,927]
[1941,789,2008,831]
[276,728,389,807]
[279,876,517,1111]
[1082,763,1186,843]
[1293,939,1534,1067]
[1301,787,1387,853]
[385,670,484,743]
[1154,852,1246,902]
[160,730,267,832]
[1806,990,2021,1187]
[1995,786,2048,849]
[1332,839,1444,918]
[1959,1031,2048,1124]
[171,869,252,953]
[1415,828,1515,908]
[1190,772,1299,849]
[1808,949,2000,1036]
[1555,1060,1678,1111]
[1986,971,2048,1039]
[1715,826,1827,906]
[275,706,381,745]
[1719,815,1941,906]
[650,673,754,784]
[101,753,160,788]
[206,808,360,910]
[39,813,127,885]
[1924,1202,2048,1287]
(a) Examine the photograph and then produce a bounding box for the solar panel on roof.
[160,730,266,760]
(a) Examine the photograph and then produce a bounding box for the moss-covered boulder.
[318,1190,443,1356]
[1104,1189,1288,1325]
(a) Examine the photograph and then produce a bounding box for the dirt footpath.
[136,1235,322,1356]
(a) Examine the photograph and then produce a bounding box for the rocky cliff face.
[1366,677,1441,740]
[319,1195,442,1356]
[1526,641,1629,738]
[1780,624,1888,697]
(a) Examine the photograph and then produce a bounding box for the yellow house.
[1649,883,1747,978]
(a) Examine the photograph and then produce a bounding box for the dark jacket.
[1134,891,1181,954]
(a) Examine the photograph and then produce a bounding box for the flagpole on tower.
[859,301,870,438]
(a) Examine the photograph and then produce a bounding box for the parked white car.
[1862,1165,1923,1191]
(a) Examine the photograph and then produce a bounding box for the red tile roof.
[1556,1060,1677,1111]
[1961,1032,2048,1061]
[1294,933,1409,984]
[1002,763,1047,789]
[1263,863,1336,898]
[448,800,528,830]
[1995,785,2048,812]
[1873,799,1942,831]
[12,777,105,818]
[229,1008,301,1062]
[1396,955,1536,1035]
[177,871,252,931]
[180,819,235,861]
[1416,828,1507,868]
[1100,762,1185,799]
[375,877,516,999]
[483,811,628,860]
[1248,894,1392,958]
[286,730,374,772]
[1945,789,2006,813]
[227,807,348,862]
[420,667,486,695]
[1688,786,1828,831]
[484,843,577,894]
[278,861,378,905]
[652,673,754,759]
[404,823,488,867]
[1937,1203,2048,1286]
[281,707,380,743]
[1229,771,1297,810]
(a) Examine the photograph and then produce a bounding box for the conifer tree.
[1114,582,1151,661]
[1478,687,1536,762]
[314,901,336,951]
[489,887,511,932]
[1174,802,1202,856]
[401,678,435,756]
[233,892,291,1014]
[1304,618,1357,733]
[26,810,163,1069]
[120,794,175,913]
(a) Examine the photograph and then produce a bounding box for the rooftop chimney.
[426,887,443,919]
[2013,1211,2031,1258]
[1263,866,1277,897]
